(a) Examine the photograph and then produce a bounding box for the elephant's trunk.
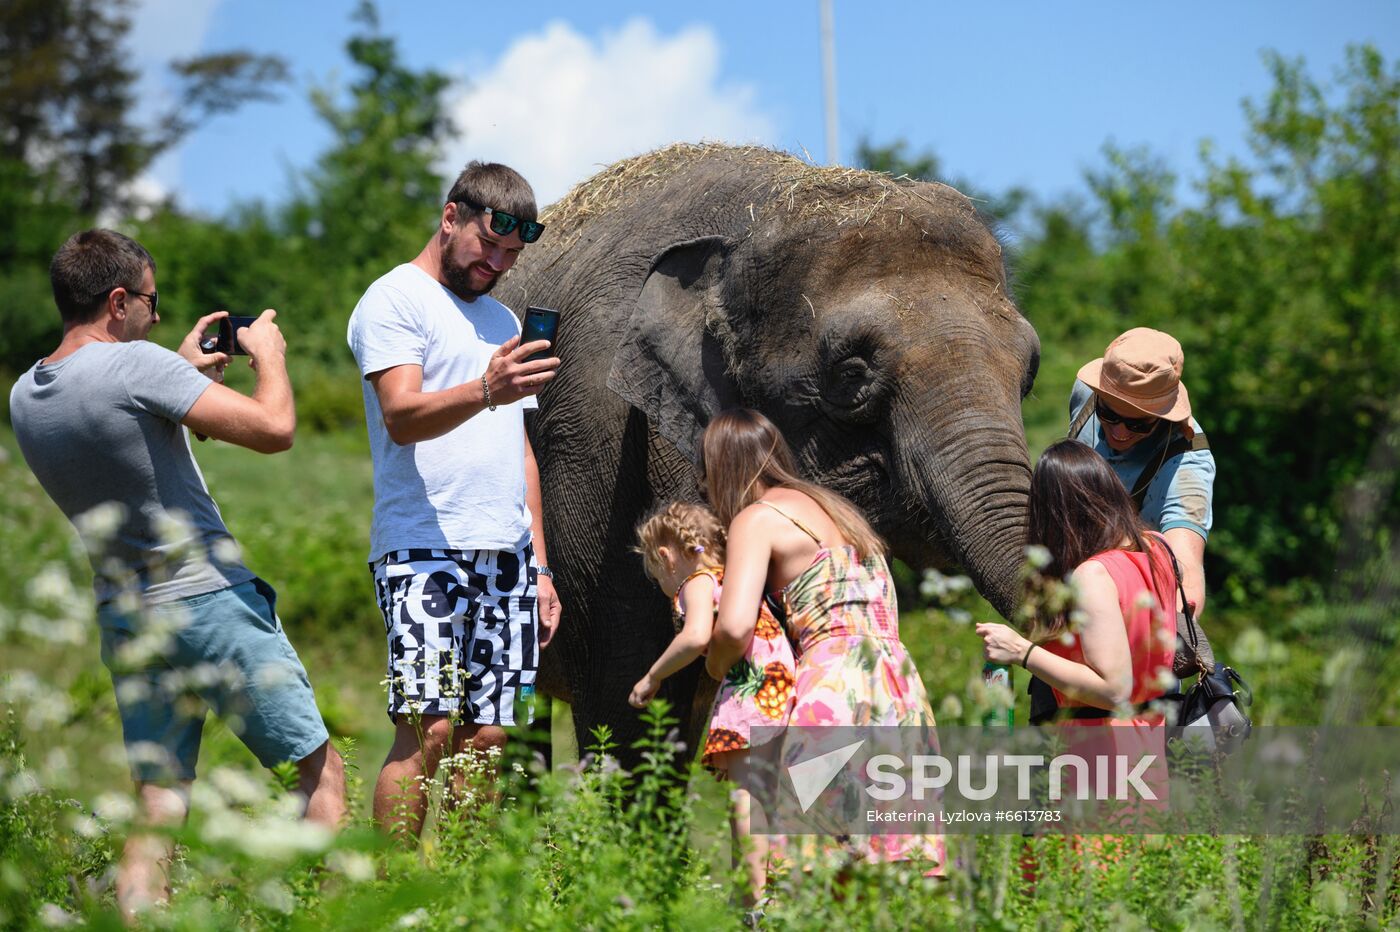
[894,394,1032,619]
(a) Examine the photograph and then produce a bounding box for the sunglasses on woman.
[1094,398,1159,434]
[460,201,545,243]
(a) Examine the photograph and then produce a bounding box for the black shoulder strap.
[1129,430,1209,511]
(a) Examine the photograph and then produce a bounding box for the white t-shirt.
[347,263,537,562]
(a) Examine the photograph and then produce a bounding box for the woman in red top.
[977,439,1178,722]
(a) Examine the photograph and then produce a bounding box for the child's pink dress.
[671,569,797,768]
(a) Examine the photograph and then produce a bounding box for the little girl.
[629,500,797,906]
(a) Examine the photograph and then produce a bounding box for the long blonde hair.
[634,501,727,583]
[700,408,886,559]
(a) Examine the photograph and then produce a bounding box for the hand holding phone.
[199,314,260,356]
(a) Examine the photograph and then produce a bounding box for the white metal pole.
[820,0,838,165]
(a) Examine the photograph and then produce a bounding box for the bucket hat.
[1077,327,1192,425]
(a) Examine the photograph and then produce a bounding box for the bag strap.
[1068,397,1095,440]
[1130,431,1210,511]
[1160,537,1206,673]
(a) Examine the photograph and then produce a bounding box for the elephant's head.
[606,178,1040,616]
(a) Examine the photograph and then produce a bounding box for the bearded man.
[347,162,561,839]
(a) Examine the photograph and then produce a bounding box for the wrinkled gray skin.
[497,146,1039,760]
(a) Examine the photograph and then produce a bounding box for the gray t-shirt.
[9,341,254,604]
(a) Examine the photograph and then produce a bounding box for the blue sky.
[131,0,1399,224]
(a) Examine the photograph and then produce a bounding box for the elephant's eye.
[820,355,883,421]
[836,358,869,384]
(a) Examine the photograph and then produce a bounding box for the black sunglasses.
[1095,397,1158,434]
[123,288,158,314]
[461,201,545,243]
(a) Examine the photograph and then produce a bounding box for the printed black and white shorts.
[372,544,538,726]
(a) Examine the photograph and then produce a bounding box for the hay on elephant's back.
[541,142,963,240]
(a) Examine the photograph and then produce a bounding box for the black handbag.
[1161,543,1253,752]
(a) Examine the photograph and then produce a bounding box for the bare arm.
[977,561,1134,710]
[525,434,560,649]
[1162,527,1206,617]
[182,310,296,454]
[707,508,771,680]
[630,574,716,707]
[368,337,557,445]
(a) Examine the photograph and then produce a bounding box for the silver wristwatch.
[536,565,555,580]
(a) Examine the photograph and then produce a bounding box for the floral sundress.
[761,501,945,873]
[678,569,798,769]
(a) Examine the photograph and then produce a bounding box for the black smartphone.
[521,307,561,362]
[199,315,258,356]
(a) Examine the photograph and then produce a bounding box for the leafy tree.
[293,0,453,281]
[0,0,289,217]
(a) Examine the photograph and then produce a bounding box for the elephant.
[496,143,1040,761]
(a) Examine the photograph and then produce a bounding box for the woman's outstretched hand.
[976,622,1033,666]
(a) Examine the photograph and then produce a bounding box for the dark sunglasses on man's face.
[462,202,545,244]
[1095,397,1158,434]
[117,287,158,314]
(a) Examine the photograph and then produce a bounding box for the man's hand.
[482,335,559,407]
[235,310,287,370]
[178,311,231,382]
[537,574,561,649]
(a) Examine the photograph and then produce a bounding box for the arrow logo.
[787,739,865,813]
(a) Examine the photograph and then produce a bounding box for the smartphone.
[521,307,561,362]
[198,315,259,356]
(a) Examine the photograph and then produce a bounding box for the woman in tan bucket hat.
[1066,327,1215,617]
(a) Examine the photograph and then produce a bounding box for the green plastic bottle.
[982,662,1014,728]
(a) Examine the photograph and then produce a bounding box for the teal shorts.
[97,578,329,783]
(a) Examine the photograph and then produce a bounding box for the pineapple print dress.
[696,570,799,768]
[760,501,946,872]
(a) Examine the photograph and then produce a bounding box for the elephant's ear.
[607,236,738,462]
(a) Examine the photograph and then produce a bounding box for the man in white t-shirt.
[347,161,560,840]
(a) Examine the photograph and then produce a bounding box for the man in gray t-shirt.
[8,229,344,919]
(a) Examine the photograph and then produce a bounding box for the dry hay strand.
[540,142,965,244]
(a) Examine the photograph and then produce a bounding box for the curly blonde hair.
[635,501,727,583]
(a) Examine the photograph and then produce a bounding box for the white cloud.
[129,0,222,62]
[126,0,225,206]
[444,19,776,206]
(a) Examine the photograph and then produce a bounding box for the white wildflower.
[1025,545,1052,570]
[253,660,296,689]
[255,880,297,914]
[397,908,431,928]
[38,903,77,928]
[211,537,243,565]
[74,502,126,543]
[93,792,137,824]
[208,767,271,807]
[28,564,80,608]
[937,694,964,722]
[327,849,375,882]
[69,813,105,839]
[7,770,41,799]
[1230,628,1276,666]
